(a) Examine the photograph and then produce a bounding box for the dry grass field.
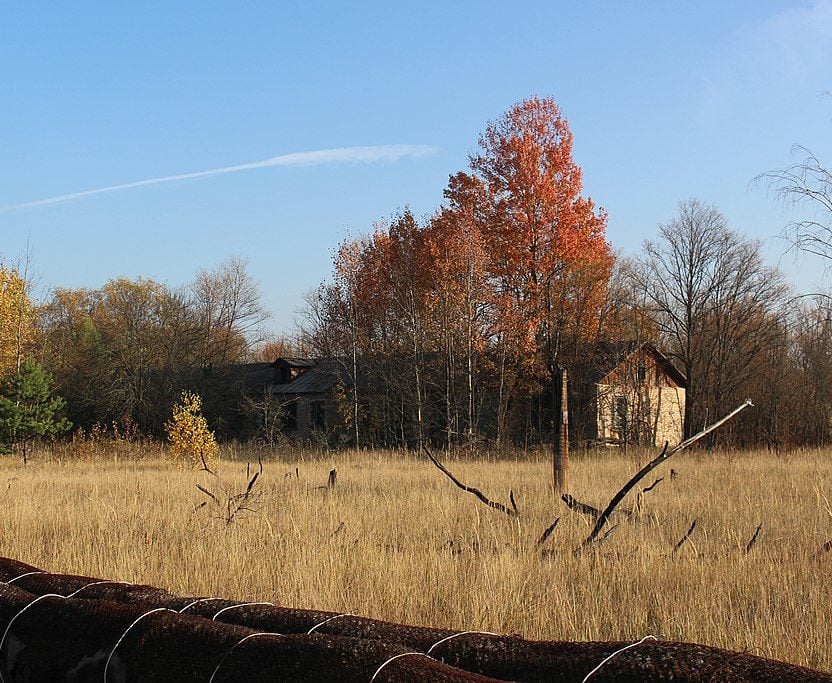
[0,445,830,673]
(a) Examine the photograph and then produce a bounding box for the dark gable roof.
[271,357,347,395]
[583,341,687,388]
[226,362,275,392]
[272,357,317,369]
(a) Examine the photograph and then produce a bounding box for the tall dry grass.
[0,445,829,672]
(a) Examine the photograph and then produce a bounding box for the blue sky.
[3,2,832,334]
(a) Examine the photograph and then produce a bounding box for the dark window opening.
[612,395,628,435]
[310,401,326,430]
[284,402,297,430]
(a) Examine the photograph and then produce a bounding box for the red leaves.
[326,96,614,401]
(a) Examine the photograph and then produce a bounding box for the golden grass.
[0,446,830,672]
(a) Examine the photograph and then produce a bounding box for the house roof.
[272,357,317,369]
[271,357,347,395]
[271,369,333,394]
[584,341,687,388]
[226,362,275,392]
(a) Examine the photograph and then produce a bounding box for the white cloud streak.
[1,144,439,212]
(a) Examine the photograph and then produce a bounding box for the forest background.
[2,95,831,454]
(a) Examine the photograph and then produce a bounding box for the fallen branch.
[423,446,517,517]
[744,523,763,554]
[562,494,601,519]
[598,524,619,545]
[673,520,697,553]
[196,484,219,506]
[537,517,560,546]
[641,477,663,494]
[580,400,753,549]
[195,459,267,525]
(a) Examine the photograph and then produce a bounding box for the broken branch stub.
[537,517,560,546]
[745,523,763,554]
[673,520,697,553]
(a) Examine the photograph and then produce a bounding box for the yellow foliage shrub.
[0,265,35,377]
[164,391,218,471]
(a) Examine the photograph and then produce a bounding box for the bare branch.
[598,524,619,545]
[423,446,516,517]
[561,493,601,520]
[673,519,697,553]
[745,523,764,554]
[196,484,220,506]
[580,400,753,549]
[641,478,663,494]
[536,517,560,546]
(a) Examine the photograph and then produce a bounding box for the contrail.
[1,144,439,212]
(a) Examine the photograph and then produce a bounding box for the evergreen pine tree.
[0,358,71,464]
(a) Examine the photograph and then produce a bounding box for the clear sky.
[3,2,832,334]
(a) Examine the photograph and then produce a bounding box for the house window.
[637,361,647,385]
[284,402,298,430]
[310,401,326,430]
[612,395,628,436]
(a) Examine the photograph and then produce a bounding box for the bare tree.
[191,256,269,367]
[761,146,832,264]
[630,199,786,438]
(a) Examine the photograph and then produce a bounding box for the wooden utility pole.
[553,367,569,495]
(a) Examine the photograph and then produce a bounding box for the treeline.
[1,257,271,439]
[3,96,832,451]
[299,98,832,450]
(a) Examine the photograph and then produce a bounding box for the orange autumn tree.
[306,97,613,453]
[424,173,494,445]
[372,211,433,448]
[463,96,614,487]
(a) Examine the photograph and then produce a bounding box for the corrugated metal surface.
[227,362,275,391]
[271,365,342,395]
[273,357,317,368]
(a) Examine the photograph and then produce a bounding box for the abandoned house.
[573,341,686,447]
[265,357,344,439]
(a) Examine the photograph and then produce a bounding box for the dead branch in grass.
[423,446,517,517]
[196,458,266,525]
[315,468,338,491]
[579,400,753,549]
[562,493,601,519]
[598,524,619,545]
[537,517,560,546]
[642,477,663,494]
[673,520,697,553]
[745,523,763,554]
